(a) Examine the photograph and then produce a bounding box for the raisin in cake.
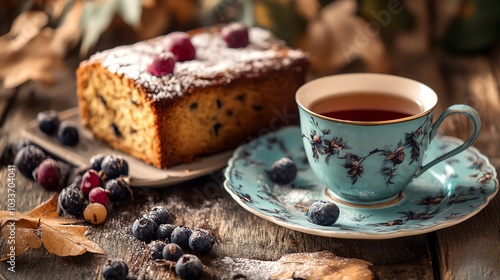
[76,24,309,169]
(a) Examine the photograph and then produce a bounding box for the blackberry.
[37,110,60,135]
[104,178,129,202]
[102,258,128,280]
[156,223,175,241]
[162,243,183,261]
[175,254,203,279]
[269,157,297,185]
[147,206,169,225]
[14,145,47,179]
[148,240,167,260]
[89,154,105,171]
[170,226,192,249]
[188,229,215,255]
[57,121,79,146]
[58,186,85,216]
[306,201,340,226]
[131,216,158,243]
[101,155,129,179]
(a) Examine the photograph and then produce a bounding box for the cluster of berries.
[268,157,340,226]
[131,206,216,279]
[37,110,79,146]
[148,22,249,76]
[58,154,131,225]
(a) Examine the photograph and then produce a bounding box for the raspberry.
[35,158,62,190]
[306,201,340,226]
[80,169,102,196]
[221,22,249,48]
[147,52,176,76]
[83,203,108,225]
[89,187,109,207]
[58,186,84,216]
[156,223,175,241]
[131,216,158,243]
[170,226,192,249]
[102,258,128,280]
[101,154,129,179]
[57,121,79,146]
[188,229,215,255]
[14,145,47,179]
[269,157,297,185]
[162,243,183,261]
[175,254,203,279]
[148,240,167,260]
[163,32,196,62]
[147,206,169,225]
[37,110,60,135]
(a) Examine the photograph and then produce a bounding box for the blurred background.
[1,0,500,89]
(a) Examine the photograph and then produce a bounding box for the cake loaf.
[76,24,309,169]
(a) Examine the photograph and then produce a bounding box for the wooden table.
[0,48,499,280]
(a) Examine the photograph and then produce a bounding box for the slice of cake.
[76,23,309,169]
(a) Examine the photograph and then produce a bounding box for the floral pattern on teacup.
[302,116,431,186]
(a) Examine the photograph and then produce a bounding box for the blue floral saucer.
[223,126,498,239]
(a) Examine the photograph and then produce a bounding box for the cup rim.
[296,73,437,126]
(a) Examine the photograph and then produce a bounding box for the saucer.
[22,108,233,187]
[223,126,498,239]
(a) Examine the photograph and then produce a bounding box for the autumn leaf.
[0,194,104,261]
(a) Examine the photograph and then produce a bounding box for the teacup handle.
[415,104,481,177]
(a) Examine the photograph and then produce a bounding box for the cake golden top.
[82,25,309,102]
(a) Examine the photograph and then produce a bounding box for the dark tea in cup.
[310,92,423,122]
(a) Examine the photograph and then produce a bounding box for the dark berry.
[37,110,60,135]
[306,201,340,226]
[148,206,169,225]
[57,121,79,146]
[89,154,105,171]
[147,52,176,76]
[102,258,128,280]
[89,187,109,207]
[163,32,196,62]
[104,178,129,202]
[269,157,297,185]
[148,240,167,260]
[131,216,158,242]
[175,254,203,279]
[1,142,16,166]
[35,158,62,190]
[101,155,129,179]
[170,226,192,249]
[188,229,215,255]
[14,145,47,179]
[80,169,102,196]
[162,243,184,261]
[221,22,249,48]
[58,186,85,216]
[156,223,175,241]
[16,139,32,151]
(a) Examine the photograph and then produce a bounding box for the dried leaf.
[0,194,104,260]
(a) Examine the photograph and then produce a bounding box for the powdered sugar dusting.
[85,26,308,102]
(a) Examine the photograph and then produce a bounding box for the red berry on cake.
[163,32,196,62]
[221,22,249,48]
[147,52,176,76]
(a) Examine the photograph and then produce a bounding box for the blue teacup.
[296,74,481,205]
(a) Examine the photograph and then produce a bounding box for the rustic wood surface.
[0,48,499,280]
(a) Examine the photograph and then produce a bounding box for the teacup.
[296,73,481,205]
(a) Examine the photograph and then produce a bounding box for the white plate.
[22,108,232,187]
